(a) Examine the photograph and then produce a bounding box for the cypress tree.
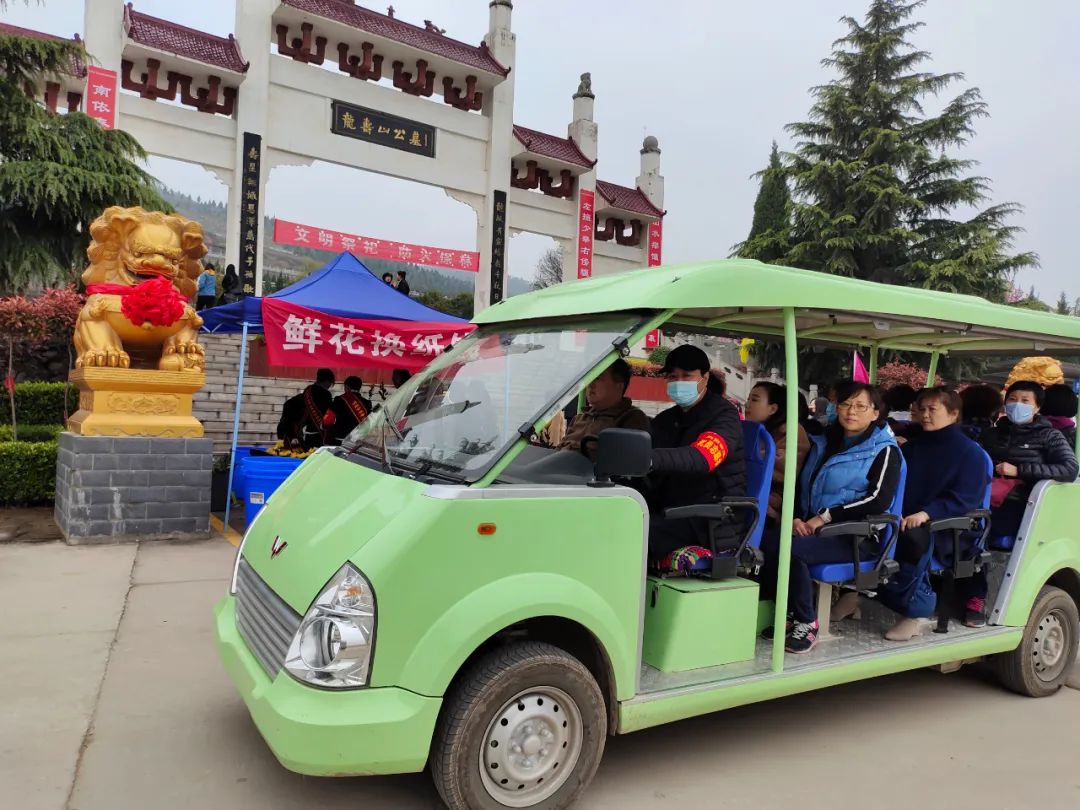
[782,0,1036,300]
[737,142,791,261]
[1056,291,1070,315]
[0,31,167,293]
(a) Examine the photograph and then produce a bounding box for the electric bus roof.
[474,260,1080,356]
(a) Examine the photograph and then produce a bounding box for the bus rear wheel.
[993,585,1078,697]
[431,641,607,810]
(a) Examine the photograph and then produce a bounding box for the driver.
[648,345,746,560]
[559,359,649,461]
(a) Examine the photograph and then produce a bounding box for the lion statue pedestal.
[66,368,205,438]
[57,206,213,545]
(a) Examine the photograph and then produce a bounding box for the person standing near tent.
[196,264,217,310]
[396,270,411,296]
[277,368,335,450]
[327,376,373,443]
[219,264,241,304]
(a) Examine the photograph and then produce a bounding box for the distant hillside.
[159,186,530,296]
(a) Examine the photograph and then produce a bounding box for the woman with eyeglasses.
[759,381,901,653]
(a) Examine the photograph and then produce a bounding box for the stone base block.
[67,367,205,438]
[55,432,212,545]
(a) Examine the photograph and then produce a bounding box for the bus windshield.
[341,314,643,482]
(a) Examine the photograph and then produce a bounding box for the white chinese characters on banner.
[85,66,118,129]
[577,190,595,279]
[644,220,664,348]
[282,314,324,352]
[281,315,465,360]
[272,219,480,273]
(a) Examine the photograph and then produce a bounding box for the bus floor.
[639,567,1011,696]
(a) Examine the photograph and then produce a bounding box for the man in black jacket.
[647,345,746,560]
[967,379,1079,625]
[277,368,335,450]
[328,375,373,443]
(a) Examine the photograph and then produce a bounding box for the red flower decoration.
[120,277,186,328]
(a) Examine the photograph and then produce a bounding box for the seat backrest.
[978,448,993,509]
[742,421,776,548]
[876,451,908,562]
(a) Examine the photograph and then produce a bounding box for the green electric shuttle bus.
[215,260,1080,809]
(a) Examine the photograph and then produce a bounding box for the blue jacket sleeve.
[919,444,990,520]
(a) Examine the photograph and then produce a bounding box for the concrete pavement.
[4,539,1080,810]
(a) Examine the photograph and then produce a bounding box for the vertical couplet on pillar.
[644,220,664,348]
[239,132,262,298]
[576,189,595,279]
[489,189,507,305]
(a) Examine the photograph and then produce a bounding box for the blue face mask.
[1006,401,1035,425]
[825,402,838,424]
[667,380,701,407]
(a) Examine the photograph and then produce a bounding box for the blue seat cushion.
[809,560,876,583]
[988,535,1016,551]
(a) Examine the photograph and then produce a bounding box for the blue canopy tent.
[198,252,468,527]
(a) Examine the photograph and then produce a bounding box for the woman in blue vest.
[760,381,902,653]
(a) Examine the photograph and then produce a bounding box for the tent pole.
[223,321,249,532]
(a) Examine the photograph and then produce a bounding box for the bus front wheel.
[431,641,607,810]
[993,585,1078,697]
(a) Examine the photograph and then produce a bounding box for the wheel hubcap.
[1032,609,1071,683]
[479,686,583,807]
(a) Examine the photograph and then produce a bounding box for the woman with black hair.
[759,381,902,653]
[219,264,241,304]
[745,382,810,523]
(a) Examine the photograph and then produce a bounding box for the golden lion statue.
[1005,356,1064,390]
[74,206,207,372]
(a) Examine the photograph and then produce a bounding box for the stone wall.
[196,334,392,455]
[196,334,293,455]
[55,434,211,543]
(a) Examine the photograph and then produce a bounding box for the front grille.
[235,558,302,679]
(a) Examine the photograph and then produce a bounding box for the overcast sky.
[5,0,1078,297]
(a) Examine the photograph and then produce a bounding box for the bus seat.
[988,535,1016,551]
[808,454,907,635]
[658,421,776,579]
[927,449,994,633]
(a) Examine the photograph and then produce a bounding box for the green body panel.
[619,629,1022,734]
[241,451,428,613]
[241,455,647,700]
[1000,483,1080,626]
[643,577,757,672]
[365,489,645,699]
[214,595,440,775]
[756,600,776,634]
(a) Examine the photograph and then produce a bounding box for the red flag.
[4,375,14,396]
[853,352,870,383]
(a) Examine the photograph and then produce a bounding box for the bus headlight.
[284,564,376,688]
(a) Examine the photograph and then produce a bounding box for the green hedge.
[0,440,58,505]
[0,424,64,442]
[0,382,78,426]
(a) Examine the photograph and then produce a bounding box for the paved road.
[4,539,1080,810]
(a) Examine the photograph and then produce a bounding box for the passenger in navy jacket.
[866,388,990,640]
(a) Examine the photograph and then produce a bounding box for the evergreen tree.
[781,0,1036,300]
[1056,291,1071,315]
[736,141,791,261]
[0,30,167,293]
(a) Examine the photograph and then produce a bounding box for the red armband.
[691,431,729,471]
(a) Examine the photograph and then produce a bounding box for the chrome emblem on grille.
[270,536,287,558]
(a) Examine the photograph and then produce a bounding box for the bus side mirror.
[594,428,652,483]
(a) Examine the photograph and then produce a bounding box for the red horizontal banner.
[273,218,479,272]
[262,298,475,371]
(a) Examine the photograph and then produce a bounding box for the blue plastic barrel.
[240,456,304,525]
